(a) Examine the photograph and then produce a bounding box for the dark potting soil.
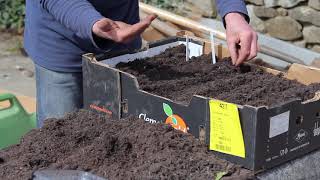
[116,45,320,107]
[0,110,253,180]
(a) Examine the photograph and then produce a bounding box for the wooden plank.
[165,21,181,31]
[0,89,36,113]
[140,11,180,37]
[203,41,230,59]
[263,63,320,85]
[139,2,226,40]
[310,58,320,68]
[262,63,320,85]
[142,26,166,42]
[286,63,320,85]
[263,67,282,76]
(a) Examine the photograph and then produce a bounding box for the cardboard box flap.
[286,63,320,85]
[176,33,230,59]
[259,63,320,85]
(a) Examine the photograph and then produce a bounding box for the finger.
[144,14,157,24]
[119,16,156,43]
[100,22,143,43]
[247,33,258,60]
[109,15,157,43]
[115,14,156,35]
[236,33,252,66]
[110,21,120,29]
[227,37,239,65]
[115,21,130,29]
[131,14,157,33]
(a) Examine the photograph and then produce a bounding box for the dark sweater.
[24,0,248,72]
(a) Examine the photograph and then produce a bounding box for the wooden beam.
[140,11,180,37]
[139,2,306,65]
[139,2,226,40]
[142,26,166,42]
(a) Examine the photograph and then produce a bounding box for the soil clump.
[0,110,253,180]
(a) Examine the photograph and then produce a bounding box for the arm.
[40,0,104,45]
[216,0,250,26]
[40,0,156,48]
[216,0,258,66]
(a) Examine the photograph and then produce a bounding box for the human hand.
[225,13,258,66]
[92,14,157,44]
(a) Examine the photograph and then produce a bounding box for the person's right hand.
[92,14,157,44]
[225,13,258,66]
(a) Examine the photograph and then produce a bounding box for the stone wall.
[245,0,320,53]
[186,0,320,53]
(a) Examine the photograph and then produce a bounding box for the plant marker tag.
[186,35,190,61]
[210,32,217,64]
[209,99,245,158]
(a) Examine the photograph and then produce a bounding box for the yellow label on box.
[209,100,245,158]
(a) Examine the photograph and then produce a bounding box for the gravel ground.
[0,32,35,97]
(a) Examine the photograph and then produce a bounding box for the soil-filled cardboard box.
[82,37,320,172]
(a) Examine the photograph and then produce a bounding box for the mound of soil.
[0,110,253,180]
[116,45,320,106]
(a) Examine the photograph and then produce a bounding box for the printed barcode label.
[216,144,231,152]
[209,100,245,158]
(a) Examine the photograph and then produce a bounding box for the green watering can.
[0,93,36,149]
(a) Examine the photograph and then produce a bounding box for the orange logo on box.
[90,104,113,117]
[163,103,188,133]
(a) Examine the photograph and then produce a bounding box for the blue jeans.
[35,64,83,127]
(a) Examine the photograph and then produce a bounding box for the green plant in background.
[0,0,25,33]
[0,0,183,32]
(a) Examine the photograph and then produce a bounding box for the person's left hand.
[92,14,157,44]
[225,13,258,66]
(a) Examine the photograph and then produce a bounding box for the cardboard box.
[83,37,320,171]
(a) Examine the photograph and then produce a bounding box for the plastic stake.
[210,32,217,64]
[186,35,189,62]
